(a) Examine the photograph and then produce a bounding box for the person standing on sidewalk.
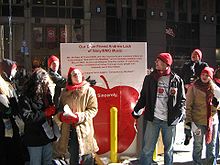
[19,68,59,165]
[180,49,208,91]
[185,67,219,165]
[57,66,99,165]
[132,53,186,165]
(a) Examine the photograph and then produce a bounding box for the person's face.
[191,52,200,62]
[71,69,83,85]
[50,61,59,72]
[200,72,211,83]
[155,58,168,71]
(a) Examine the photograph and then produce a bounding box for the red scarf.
[194,79,214,144]
[214,78,220,85]
[66,81,84,91]
[153,67,171,80]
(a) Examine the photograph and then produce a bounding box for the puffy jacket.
[134,71,186,126]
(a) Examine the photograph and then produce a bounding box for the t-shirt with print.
[154,75,170,121]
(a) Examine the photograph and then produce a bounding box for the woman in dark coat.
[0,74,25,165]
[19,68,59,165]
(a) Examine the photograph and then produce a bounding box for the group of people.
[0,55,98,165]
[1,49,220,165]
[132,48,220,165]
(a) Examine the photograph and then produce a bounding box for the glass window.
[12,6,24,16]
[192,0,199,13]
[72,0,83,7]
[217,0,220,13]
[32,0,44,5]
[46,0,57,5]
[107,7,116,16]
[12,0,24,4]
[3,0,9,3]
[165,0,174,10]
[32,26,43,48]
[106,17,121,41]
[122,0,131,6]
[179,0,187,12]
[59,0,66,6]
[72,8,83,18]
[2,5,9,16]
[137,0,145,7]
[32,7,44,17]
[45,7,57,17]
[137,9,146,18]
[106,0,115,4]
[59,8,70,18]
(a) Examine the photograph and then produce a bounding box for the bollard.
[110,107,118,163]
[153,144,157,161]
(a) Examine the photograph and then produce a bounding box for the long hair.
[22,68,53,99]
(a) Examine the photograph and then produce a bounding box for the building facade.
[0,0,219,72]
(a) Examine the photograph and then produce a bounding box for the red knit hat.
[67,66,82,77]
[201,67,214,79]
[48,55,59,68]
[192,49,202,60]
[157,53,173,66]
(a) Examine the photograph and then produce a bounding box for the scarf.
[214,78,220,85]
[66,81,84,91]
[153,67,171,80]
[194,79,214,144]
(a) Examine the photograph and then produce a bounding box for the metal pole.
[8,0,12,60]
[110,107,118,163]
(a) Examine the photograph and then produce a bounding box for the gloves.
[86,76,96,86]
[184,122,192,145]
[44,105,56,118]
[59,112,79,124]
[212,97,219,108]
[131,111,140,119]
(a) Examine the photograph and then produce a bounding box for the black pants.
[0,136,25,165]
[69,127,94,165]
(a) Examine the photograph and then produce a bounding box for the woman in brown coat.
[57,66,98,165]
[185,67,220,165]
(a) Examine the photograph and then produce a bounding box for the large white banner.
[60,42,147,155]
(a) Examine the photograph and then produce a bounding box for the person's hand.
[86,76,96,86]
[184,122,192,145]
[44,105,56,118]
[212,97,219,108]
[59,112,79,124]
[131,111,140,119]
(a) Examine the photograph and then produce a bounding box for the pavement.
[120,122,220,165]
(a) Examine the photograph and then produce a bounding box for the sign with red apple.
[93,75,139,154]
[60,42,147,155]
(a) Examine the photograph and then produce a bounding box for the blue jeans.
[140,118,176,165]
[215,122,220,158]
[28,143,53,165]
[192,123,218,165]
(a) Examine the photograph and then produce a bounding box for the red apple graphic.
[93,75,139,154]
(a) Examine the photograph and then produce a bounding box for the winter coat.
[56,81,99,156]
[185,82,218,126]
[48,68,66,109]
[19,93,56,146]
[133,71,186,126]
[0,85,20,139]
[180,60,208,85]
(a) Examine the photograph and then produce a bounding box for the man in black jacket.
[180,49,208,90]
[132,53,186,165]
[47,55,66,109]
